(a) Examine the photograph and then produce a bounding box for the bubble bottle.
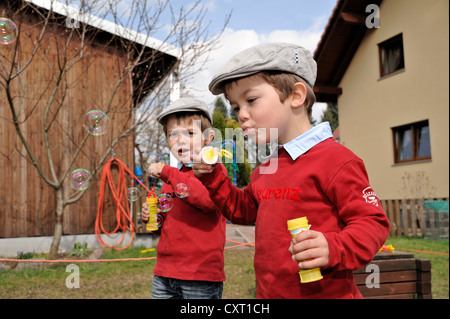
[146,193,159,232]
[287,216,323,284]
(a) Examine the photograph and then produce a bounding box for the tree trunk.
[48,188,64,259]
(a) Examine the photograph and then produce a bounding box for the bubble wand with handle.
[200,146,233,164]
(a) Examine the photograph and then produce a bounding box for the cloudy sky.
[156,0,338,122]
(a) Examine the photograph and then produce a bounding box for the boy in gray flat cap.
[193,42,390,299]
[142,97,226,299]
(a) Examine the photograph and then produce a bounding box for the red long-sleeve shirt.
[153,165,226,282]
[199,138,390,298]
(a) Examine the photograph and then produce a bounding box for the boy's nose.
[178,134,190,144]
[238,108,250,122]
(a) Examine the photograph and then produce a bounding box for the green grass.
[0,246,156,299]
[0,246,254,299]
[0,238,447,299]
[385,237,449,299]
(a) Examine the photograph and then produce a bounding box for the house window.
[392,120,431,164]
[378,34,405,77]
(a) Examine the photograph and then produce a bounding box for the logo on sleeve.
[362,187,379,206]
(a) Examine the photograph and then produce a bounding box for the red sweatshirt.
[199,138,390,298]
[153,165,226,282]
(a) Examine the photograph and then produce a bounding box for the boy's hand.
[148,162,165,179]
[141,202,161,224]
[141,202,149,223]
[288,230,329,270]
[192,153,216,177]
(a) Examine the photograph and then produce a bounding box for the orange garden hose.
[398,248,449,256]
[95,157,153,250]
[0,239,255,264]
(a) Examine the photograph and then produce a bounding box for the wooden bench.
[354,251,432,299]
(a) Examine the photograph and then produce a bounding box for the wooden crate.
[354,251,432,299]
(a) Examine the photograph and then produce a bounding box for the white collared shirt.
[264,122,334,161]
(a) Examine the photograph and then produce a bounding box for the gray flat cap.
[209,42,317,95]
[156,97,212,124]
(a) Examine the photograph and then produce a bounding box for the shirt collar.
[263,122,333,161]
[283,122,333,160]
[177,162,193,171]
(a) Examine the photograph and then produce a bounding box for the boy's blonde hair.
[224,71,316,120]
[260,71,316,120]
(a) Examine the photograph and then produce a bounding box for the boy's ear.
[290,82,307,109]
[204,129,215,144]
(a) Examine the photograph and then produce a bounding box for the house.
[314,0,449,202]
[0,0,180,238]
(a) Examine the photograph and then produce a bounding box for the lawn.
[0,237,447,299]
[0,246,255,299]
[385,236,449,299]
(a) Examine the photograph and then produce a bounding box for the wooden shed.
[0,0,179,238]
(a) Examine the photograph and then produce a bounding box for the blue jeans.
[151,275,223,299]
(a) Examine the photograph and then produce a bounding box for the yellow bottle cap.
[287,217,309,232]
[299,268,323,283]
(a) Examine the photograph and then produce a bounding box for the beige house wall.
[338,0,449,200]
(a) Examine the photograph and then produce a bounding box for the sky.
[155,0,338,122]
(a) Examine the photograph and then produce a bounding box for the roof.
[313,0,383,103]
[25,0,180,59]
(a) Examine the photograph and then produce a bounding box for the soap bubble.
[148,214,164,229]
[161,153,170,164]
[158,193,173,212]
[146,152,161,165]
[0,18,17,45]
[175,183,190,198]
[127,187,140,202]
[153,214,164,228]
[83,110,109,136]
[71,168,92,191]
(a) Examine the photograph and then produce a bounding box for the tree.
[320,102,339,131]
[0,0,229,258]
[213,95,228,118]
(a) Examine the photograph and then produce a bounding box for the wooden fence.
[381,198,449,238]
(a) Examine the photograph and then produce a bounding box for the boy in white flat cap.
[193,43,390,299]
[142,97,226,299]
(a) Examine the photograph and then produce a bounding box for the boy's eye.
[232,105,240,113]
[247,98,256,104]
[169,132,178,140]
[168,131,195,140]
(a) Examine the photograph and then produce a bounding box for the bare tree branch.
[0,0,230,258]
